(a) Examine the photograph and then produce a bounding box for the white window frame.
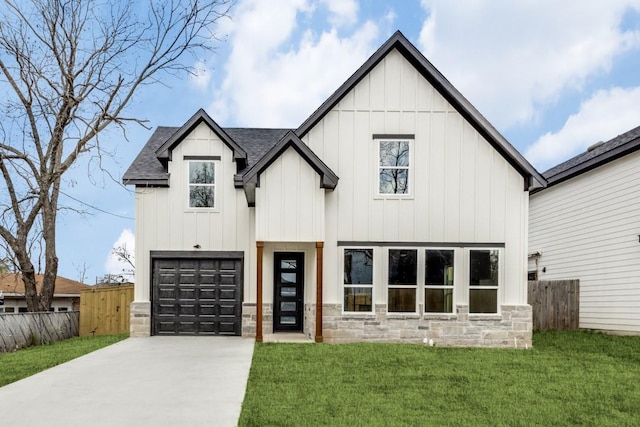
[342,248,374,314]
[187,160,217,209]
[468,248,502,315]
[386,248,418,314]
[375,138,413,198]
[424,248,456,314]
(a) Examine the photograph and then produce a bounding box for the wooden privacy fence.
[0,312,79,352]
[528,280,579,331]
[80,285,134,336]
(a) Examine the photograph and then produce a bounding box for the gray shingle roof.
[538,124,640,190]
[123,126,290,185]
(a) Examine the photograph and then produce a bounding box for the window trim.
[386,248,418,314]
[187,159,218,210]
[424,248,456,315]
[375,137,414,198]
[342,247,375,315]
[467,248,502,315]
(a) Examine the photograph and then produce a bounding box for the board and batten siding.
[134,122,256,303]
[529,150,640,333]
[255,146,325,242]
[302,48,529,306]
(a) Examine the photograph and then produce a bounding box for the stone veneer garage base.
[241,303,532,348]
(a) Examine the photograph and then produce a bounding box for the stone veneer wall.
[242,302,274,338]
[321,304,532,348]
[130,301,151,337]
[241,302,532,348]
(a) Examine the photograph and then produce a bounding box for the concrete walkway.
[0,336,255,427]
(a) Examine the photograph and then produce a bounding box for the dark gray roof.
[241,131,339,206]
[536,124,640,191]
[123,125,289,186]
[297,30,546,190]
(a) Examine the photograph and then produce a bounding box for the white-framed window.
[378,139,411,195]
[387,249,417,313]
[424,249,455,313]
[188,160,216,208]
[343,248,373,313]
[469,249,500,314]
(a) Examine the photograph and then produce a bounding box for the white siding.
[134,122,255,303]
[303,49,529,306]
[529,150,640,332]
[255,147,325,242]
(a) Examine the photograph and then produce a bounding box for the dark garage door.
[152,256,243,336]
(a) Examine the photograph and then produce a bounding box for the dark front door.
[274,252,304,332]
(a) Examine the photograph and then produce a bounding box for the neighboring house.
[0,274,89,313]
[529,125,640,334]
[124,31,545,347]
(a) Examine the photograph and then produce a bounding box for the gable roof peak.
[296,29,546,190]
[154,109,247,165]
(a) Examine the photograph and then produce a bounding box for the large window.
[387,249,417,312]
[378,140,410,195]
[425,250,454,313]
[343,249,374,312]
[469,250,500,313]
[188,161,216,208]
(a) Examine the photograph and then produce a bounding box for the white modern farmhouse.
[124,31,545,347]
[529,125,640,334]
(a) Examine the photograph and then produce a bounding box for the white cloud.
[209,0,379,127]
[418,0,640,130]
[525,86,640,170]
[190,60,212,89]
[104,228,135,277]
[321,0,358,27]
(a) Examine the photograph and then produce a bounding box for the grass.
[0,333,128,387]
[239,330,640,426]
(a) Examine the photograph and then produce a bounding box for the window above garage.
[188,159,218,209]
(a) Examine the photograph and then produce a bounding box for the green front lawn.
[0,333,128,387]
[239,331,640,426]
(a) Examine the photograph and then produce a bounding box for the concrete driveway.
[0,336,255,427]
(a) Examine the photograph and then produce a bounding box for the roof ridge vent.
[587,141,605,152]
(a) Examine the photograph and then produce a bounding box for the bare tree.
[0,0,232,311]
[112,243,135,277]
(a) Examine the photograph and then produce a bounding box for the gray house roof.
[297,30,546,190]
[123,113,290,187]
[534,124,640,192]
[124,30,545,194]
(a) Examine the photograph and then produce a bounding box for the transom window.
[343,249,373,313]
[188,161,216,208]
[378,140,410,195]
[387,249,417,313]
[469,250,500,314]
[425,250,454,313]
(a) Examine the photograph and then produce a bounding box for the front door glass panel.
[274,252,304,332]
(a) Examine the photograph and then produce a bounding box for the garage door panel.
[152,256,243,336]
[199,304,216,316]
[157,304,176,316]
[219,304,238,316]
[199,287,216,300]
[178,288,197,300]
[157,287,177,299]
[179,304,197,316]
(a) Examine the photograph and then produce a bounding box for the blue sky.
[53,0,640,283]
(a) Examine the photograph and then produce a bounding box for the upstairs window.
[188,161,216,208]
[378,140,410,195]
